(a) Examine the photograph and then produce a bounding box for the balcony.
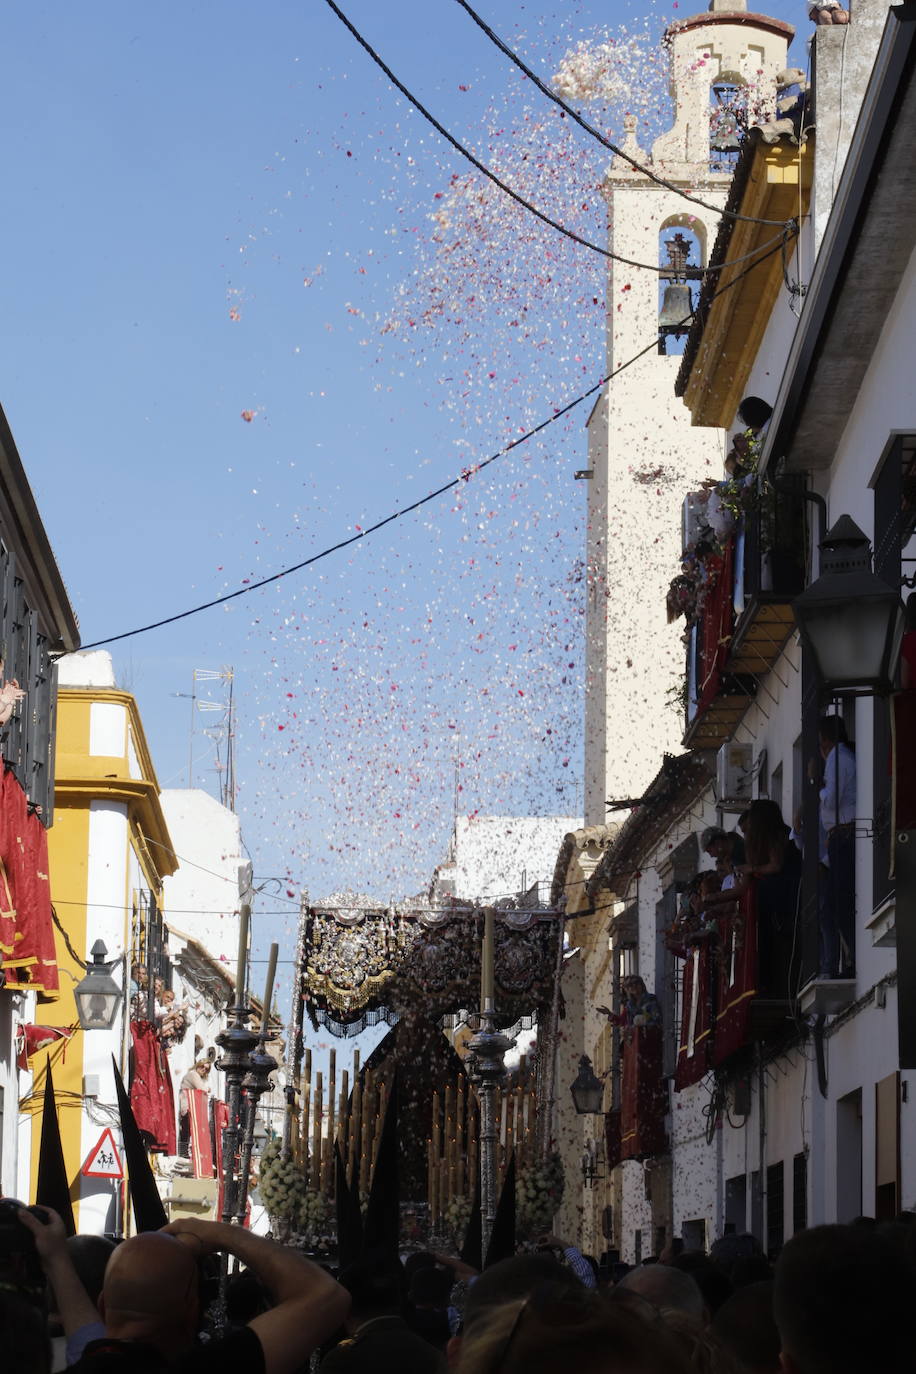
[673,885,795,1089]
[619,1025,667,1160]
[729,476,807,673]
[684,479,806,748]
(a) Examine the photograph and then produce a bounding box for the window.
[875,1072,900,1222]
[792,1153,808,1233]
[709,80,746,173]
[725,1174,747,1234]
[658,221,705,357]
[872,436,915,909]
[750,1169,763,1244]
[682,1218,707,1251]
[766,1161,785,1256]
[836,1089,863,1223]
[656,885,680,1079]
[771,762,784,816]
[0,540,57,822]
[131,889,171,1021]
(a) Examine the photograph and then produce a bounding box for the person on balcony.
[704,800,801,998]
[818,716,857,979]
[701,826,746,869]
[665,873,722,958]
[178,1058,212,1159]
[597,976,662,1028]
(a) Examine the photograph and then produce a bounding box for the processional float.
[285,889,566,1256]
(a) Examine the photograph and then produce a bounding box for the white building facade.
[560,0,916,1260]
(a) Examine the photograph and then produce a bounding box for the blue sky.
[1,0,801,1000]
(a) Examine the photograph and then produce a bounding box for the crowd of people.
[3,1197,915,1373]
[129,966,190,1049]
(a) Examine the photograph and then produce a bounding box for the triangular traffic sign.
[82,1127,123,1179]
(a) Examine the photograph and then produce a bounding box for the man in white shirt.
[818,716,857,978]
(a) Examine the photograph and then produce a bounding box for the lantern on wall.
[792,515,904,695]
[74,941,121,1031]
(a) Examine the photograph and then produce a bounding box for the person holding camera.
[10,1203,349,1374]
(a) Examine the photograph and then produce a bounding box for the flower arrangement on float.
[258,1139,331,1245]
[516,1152,565,1238]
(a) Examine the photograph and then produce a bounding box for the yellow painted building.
[21,651,176,1233]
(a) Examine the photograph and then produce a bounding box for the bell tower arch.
[582,0,792,825]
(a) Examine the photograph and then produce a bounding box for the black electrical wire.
[74,231,793,653]
[454,0,794,230]
[322,0,652,270]
[323,0,788,273]
[326,0,794,276]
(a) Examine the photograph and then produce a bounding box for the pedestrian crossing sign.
[82,1128,123,1179]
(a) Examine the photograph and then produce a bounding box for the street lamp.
[792,515,905,695]
[74,941,122,1031]
[570,1055,605,1115]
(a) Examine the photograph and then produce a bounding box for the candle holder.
[467,1009,513,1258]
[234,1034,279,1225]
[215,1002,259,1225]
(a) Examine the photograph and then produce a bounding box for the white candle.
[235,903,250,1005]
[260,942,278,1033]
[481,907,495,1012]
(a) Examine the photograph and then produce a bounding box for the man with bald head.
[16,1205,349,1373]
[616,1263,706,1321]
[96,1231,204,1358]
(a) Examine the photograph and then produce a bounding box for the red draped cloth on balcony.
[188,1088,214,1177]
[130,1021,177,1154]
[696,539,736,716]
[0,766,59,995]
[675,940,713,1090]
[712,884,758,1066]
[620,1025,667,1159]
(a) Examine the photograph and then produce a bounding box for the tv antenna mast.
[176,667,237,810]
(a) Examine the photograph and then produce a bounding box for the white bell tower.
[583,0,792,825]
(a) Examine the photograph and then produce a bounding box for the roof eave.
[761,2,916,474]
[0,403,80,651]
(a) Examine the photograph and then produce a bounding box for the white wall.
[441,814,581,901]
[78,800,130,1235]
[160,789,250,957]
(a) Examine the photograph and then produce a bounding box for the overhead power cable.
[74,232,792,653]
[324,0,791,273]
[454,0,793,229]
[321,0,645,270]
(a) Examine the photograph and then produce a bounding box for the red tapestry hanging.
[130,1021,177,1154]
[675,940,713,1091]
[695,538,736,717]
[0,767,59,995]
[188,1088,214,1178]
[620,1025,667,1159]
[712,884,758,1066]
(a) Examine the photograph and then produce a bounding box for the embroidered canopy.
[302,896,562,1036]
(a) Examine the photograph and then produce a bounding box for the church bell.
[710,123,742,152]
[658,283,693,336]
